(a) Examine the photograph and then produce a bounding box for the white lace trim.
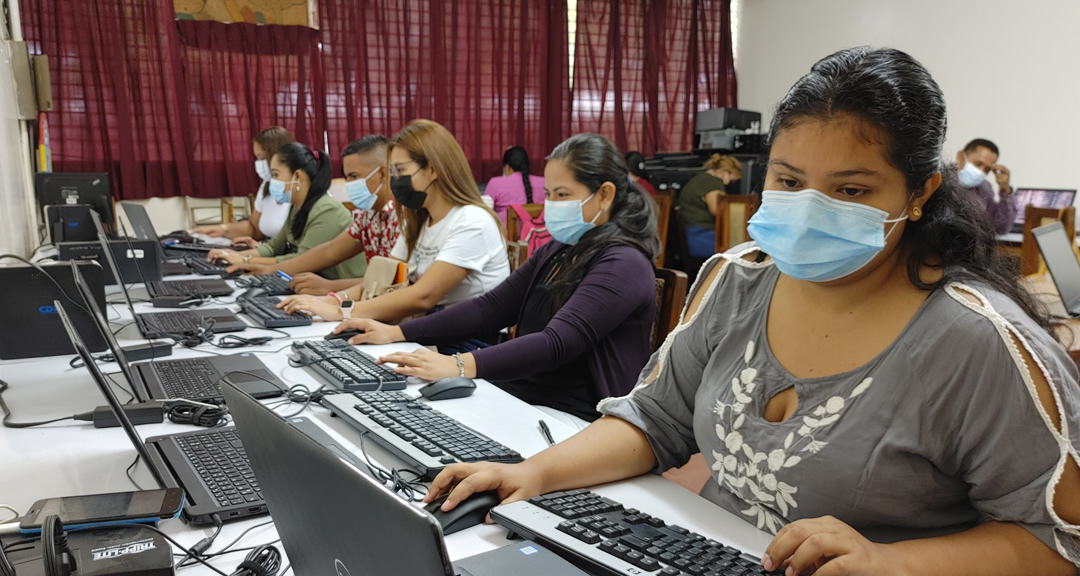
[597,245,771,410]
[945,283,1080,564]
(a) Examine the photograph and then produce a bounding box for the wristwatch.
[340,299,354,320]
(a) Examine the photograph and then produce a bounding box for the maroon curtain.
[18,0,194,200]
[572,0,737,155]
[175,21,326,198]
[318,0,570,180]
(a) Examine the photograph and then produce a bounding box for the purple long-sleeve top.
[399,241,657,405]
[950,163,1018,234]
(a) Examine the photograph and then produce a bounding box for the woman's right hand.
[231,235,262,249]
[192,224,227,237]
[278,294,341,320]
[333,319,404,345]
[423,461,545,515]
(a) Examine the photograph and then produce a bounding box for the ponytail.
[503,146,534,204]
[274,142,332,240]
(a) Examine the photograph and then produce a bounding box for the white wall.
[736,0,1080,196]
[0,40,36,257]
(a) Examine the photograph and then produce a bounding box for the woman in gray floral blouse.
[424,47,1080,576]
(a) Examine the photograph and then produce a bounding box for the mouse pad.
[452,540,588,576]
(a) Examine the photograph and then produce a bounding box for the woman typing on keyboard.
[333,133,660,424]
[423,47,1080,576]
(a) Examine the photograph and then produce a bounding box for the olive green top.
[678,171,726,230]
[256,192,367,279]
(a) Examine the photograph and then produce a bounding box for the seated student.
[954,138,1015,234]
[206,143,365,280]
[423,48,1080,576]
[334,133,660,424]
[678,154,742,258]
[625,151,657,196]
[484,146,545,224]
[227,135,400,295]
[193,126,295,242]
[279,120,510,346]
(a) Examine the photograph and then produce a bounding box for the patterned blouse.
[347,198,400,261]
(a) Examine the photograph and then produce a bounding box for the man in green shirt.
[678,154,742,257]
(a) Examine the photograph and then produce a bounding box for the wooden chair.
[653,192,673,267]
[713,194,759,254]
[505,203,544,271]
[652,267,689,351]
[1021,205,1076,276]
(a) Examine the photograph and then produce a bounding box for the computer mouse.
[423,490,500,535]
[221,269,244,279]
[212,258,231,266]
[418,377,476,401]
[324,328,364,341]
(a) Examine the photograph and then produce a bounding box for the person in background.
[333,133,659,425]
[279,120,510,353]
[625,151,657,196]
[955,138,1015,234]
[678,154,742,257]
[193,126,295,243]
[484,146,545,223]
[206,143,365,281]
[226,135,400,295]
[423,47,1080,576]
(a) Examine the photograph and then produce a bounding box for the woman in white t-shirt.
[280,119,509,350]
[192,126,295,242]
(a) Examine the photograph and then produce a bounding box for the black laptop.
[1033,221,1080,316]
[221,381,587,576]
[55,300,361,526]
[70,261,283,403]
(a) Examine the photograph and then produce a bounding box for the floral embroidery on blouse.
[347,198,400,261]
[710,340,874,533]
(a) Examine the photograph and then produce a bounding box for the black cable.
[42,515,75,576]
[230,544,281,576]
[166,403,229,427]
[0,380,76,429]
[357,432,428,502]
[132,525,232,576]
[175,520,274,569]
[125,455,144,490]
[174,514,223,570]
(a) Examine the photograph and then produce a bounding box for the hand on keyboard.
[762,516,898,576]
[290,272,339,295]
[424,461,543,515]
[279,294,341,320]
[377,347,461,380]
[333,319,404,346]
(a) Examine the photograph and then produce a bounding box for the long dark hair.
[546,134,660,306]
[503,146,534,204]
[273,142,331,240]
[769,46,1052,336]
[625,151,648,180]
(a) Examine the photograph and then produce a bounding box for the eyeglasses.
[389,161,419,178]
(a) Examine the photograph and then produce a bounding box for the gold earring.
[912,206,922,218]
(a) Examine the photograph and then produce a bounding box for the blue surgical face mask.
[268,176,296,204]
[747,189,908,282]
[545,193,602,245]
[958,160,986,188]
[345,166,381,211]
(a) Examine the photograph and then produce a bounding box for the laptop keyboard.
[140,311,202,335]
[154,358,220,399]
[175,429,263,508]
[184,258,229,276]
[494,490,783,576]
[149,280,206,296]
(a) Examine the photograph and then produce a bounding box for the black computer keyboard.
[492,490,783,576]
[239,296,312,328]
[148,280,206,296]
[153,358,220,400]
[321,391,523,479]
[140,311,204,334]
[185,257,229,276]
[291,340,407,391]
[237,274,292,296]
[175,429,263,507]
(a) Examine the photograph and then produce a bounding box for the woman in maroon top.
[333,134,661,421]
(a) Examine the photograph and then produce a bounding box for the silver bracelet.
[452,353,465,377]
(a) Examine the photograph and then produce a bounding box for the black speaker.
[0,261,108,360]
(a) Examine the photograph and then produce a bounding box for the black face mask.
[390,175,429,211]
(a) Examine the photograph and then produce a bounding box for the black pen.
[539,419,555,447]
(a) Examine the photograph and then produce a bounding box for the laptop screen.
[54,300,168,489]
[1012,189,1077,227]
[1032,221,1080,313]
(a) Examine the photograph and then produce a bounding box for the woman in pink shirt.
[484,146,546,224]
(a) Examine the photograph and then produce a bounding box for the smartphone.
[19,488,185,533]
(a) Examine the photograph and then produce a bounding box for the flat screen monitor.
[1011,188,1077,228]
[35,172,115,236]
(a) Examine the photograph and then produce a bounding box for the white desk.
[0,277,773,574]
